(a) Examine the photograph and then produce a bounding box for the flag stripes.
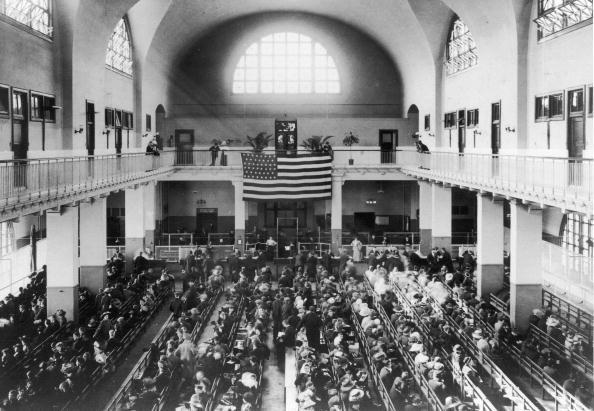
[241,152,332,200]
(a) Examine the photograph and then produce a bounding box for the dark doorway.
[196,208,218,235]
[11,90,28,160]
[354,212,375,233]
[567,88,585,158]
[491,102,501,155]
[457,109,466,153]
[379,130,398,163]
[156,104,166,148]
[86,101,95,156]
[175,129,195,165]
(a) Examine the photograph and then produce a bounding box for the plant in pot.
[301,135,333,155]
[343,131,360,165]
[245,132,273,153]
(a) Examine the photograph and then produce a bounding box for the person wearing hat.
[241,391,256,411]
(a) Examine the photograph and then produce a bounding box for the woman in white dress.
[351,237,363,262]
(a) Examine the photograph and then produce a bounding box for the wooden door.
[379,129,398,163]
[568,88,585,158]
[457,109,466,153]
[491,102,501,155]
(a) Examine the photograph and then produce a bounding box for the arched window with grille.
[445,17,478,76]
[232,32,340,95]
[106,17,133,76]
[0,0,52,36]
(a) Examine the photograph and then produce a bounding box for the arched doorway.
[155,105,166,148]
[407,104,420,146]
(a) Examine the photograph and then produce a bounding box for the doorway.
[86,101,95,156]
[379,130,398,163]
[354,212,375,233]
[11,90,28,160]
[175,129,195,165]
[196,208,218,237]
[457,109,466,153]
[567,88,585,158]
[491,102,501,155]
[156,104,166,148]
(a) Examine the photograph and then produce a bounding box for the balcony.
[0,151,176,221]
[397,151,593,215]
[0,148,592,221]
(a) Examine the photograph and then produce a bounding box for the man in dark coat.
[299,307,323,350]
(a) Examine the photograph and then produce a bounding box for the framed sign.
[275,119,297,156]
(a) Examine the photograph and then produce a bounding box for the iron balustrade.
[0,151,175,212]
[398,151,593,213]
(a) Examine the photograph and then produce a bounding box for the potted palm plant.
[301,135,333,155]
[245,132,273,153]
[343,131,360,165]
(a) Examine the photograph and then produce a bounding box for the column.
[418,181,432,255]
[431,184,452,250]
[143,182,156,248]
[46,206,79,322]
[80,198,107,293]
[331,176,343,254]
[476,195,504,297]
[125,186,145,272]
[233,180,246,249]
[509,200,543,333]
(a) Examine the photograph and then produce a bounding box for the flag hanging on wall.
[241,153,332,200]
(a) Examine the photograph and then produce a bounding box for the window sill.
[0,14,52,42]
[535,117,564,122]
[105,65,133,79]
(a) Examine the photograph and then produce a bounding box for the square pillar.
[233,180,246,249]
[431,184,451,250]
[331,176,344,254]
[418,181,432,255]
[476,195,504,297]
[143,182,156,249]
[80,198,107,293]
[509,201,543,333]
[46,206,79,322]
[125,186,145,272]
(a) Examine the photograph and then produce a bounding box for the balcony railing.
[0,151,175,213]
[397,151,593,213]
[1,148,592,219]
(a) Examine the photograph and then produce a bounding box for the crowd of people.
[0,264,173,410]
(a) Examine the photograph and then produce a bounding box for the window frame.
[105,107,114,128]
[0,0,54,38]
[0,84,9,118]
[29,91,55,123]
[122,110,133,130]
[11,88,26,119]
[466,108,479,128]
[535,91,564,122]
[445,17,479,76]
[444,112,457,129]
[105,17,133,76]
[232,32,341,95]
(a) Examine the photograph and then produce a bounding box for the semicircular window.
[232,32,340,95]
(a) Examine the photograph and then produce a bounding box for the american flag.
[241,153,332,200]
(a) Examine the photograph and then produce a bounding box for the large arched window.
[232,32,340,94]
[445,17,478,76]
[106,18,133,76]
[1,0,52,36]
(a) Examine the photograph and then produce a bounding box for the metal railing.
[397,151,593,212]
[0,151,175,212]
[156,232,234,246]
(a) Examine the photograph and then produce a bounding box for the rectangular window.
[536,93,563,121]
[114,110,122,128]
[122,111,133,129]
[466,109,479,128]
[146,114,152,131]
[30,93,55,122]
[12,91,23,118]
[549,93,563,118]
[444,112,457,128]
[0,85,10,117]
[105,108,114,127]
[0,0,53,37]
[568,89,584,114]
[589,86,593,116]
[424,114,430,131]
[536,0,591,40]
